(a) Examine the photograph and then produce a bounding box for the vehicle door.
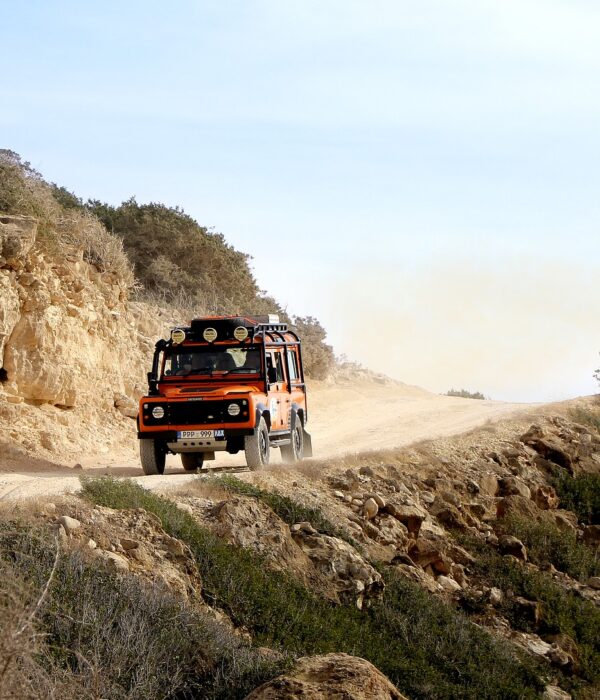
[266,348,289,431]
[286,346,306,418]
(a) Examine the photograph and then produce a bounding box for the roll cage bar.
[147,321,306,399]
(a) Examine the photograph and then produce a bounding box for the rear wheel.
[281,420,304,463]
[245,417,270,470]
[140,439,166,475]
[181,453,205,471]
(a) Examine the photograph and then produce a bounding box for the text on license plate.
[177,430,215,440]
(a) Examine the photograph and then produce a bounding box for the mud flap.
[303,429,313,458]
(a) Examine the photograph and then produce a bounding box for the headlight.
[227,403,241,416]
[152,406,165,419]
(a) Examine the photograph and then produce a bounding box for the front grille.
[166,400,246,426]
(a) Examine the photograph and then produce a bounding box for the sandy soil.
[0,379,537,500]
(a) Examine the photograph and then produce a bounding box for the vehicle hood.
[158,383,261,399]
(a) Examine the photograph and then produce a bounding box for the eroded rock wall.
[0,215,179,463]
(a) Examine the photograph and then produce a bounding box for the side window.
[274,351,285,382]
[287,349,299,381]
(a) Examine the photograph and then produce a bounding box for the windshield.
[162,347,262,378]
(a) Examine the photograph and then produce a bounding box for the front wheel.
[181,453,205,471]
[140,439,166,475]
[244,417,270,470]
[281,420,304,463]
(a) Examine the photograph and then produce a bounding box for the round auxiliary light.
[233,325,249,341]
[171,328,186,345]
[203,327,218,342]
[152,406,165,419]
[227,403,241,416]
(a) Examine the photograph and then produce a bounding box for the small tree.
[291,316,335,380]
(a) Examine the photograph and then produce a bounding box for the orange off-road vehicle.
[137,315,312,474]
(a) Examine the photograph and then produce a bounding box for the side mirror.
[267,366,278,384]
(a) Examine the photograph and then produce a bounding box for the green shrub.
[87,197,285,318]
[502,515,600,581]
[0,520,287,699]
[462,536,600,685]
[550,471,600,526]
[569,406,600,435]
[289,316,335,380]
[81,478,545,699]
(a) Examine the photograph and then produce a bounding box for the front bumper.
[137,428,253,440]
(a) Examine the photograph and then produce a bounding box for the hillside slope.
[2,406,599,699]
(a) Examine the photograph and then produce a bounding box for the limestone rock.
[582,524,600,547]
[520,425,573,473]
[97,550,130,572]
[0,215,37,267]
[496,495,539,521]
[292,530,383,605]
[543,686,571,700]
[532,485,559,510]
[384,502,427,536]
[499,476,531,499]
[498,535,527,560]
[479,473,499,497]
[362,497,379,519]
[58,515,81,533]
[113,393,138,419]
[513,596,540,625]
[245,652,407,700]
[437,575,461,593]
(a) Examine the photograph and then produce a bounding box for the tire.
[281,419,304,463]
[140,439,166,475]
[244,416,270,470]
[181,453,205,471]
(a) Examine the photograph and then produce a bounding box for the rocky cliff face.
[0,215,177,464]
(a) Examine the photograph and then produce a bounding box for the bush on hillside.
[290,316,335,380]
[1,151,336,378]
[550,469,600,526]
[0,150,134,286]
[0,520,287,699]
[445,388,487,400]
[81,478,546,699]
[87,198,285,317]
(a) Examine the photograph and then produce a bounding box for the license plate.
[177,430,214,439]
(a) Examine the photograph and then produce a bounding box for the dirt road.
[0,380,534,500]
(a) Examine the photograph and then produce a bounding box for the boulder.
[211,497,313,577]
[520,425,574,473]
[384,502,427,537]
[58,515,81,533]
[532,485,559,510]
[362,497,379,519]
[499,477,531,499]
[245,652,407,700]
[496,495,539,521]
[292,531,383,606]
[437,575,462,593]
[513,596,541,625]
[582,524,600,547]
[376,514,409,547]
[498,535,527,560]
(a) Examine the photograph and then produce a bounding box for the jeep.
[137,315,312,474]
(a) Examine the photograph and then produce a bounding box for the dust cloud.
[327,255,600,402]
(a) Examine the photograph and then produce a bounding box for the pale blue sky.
[1,1,599,401]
